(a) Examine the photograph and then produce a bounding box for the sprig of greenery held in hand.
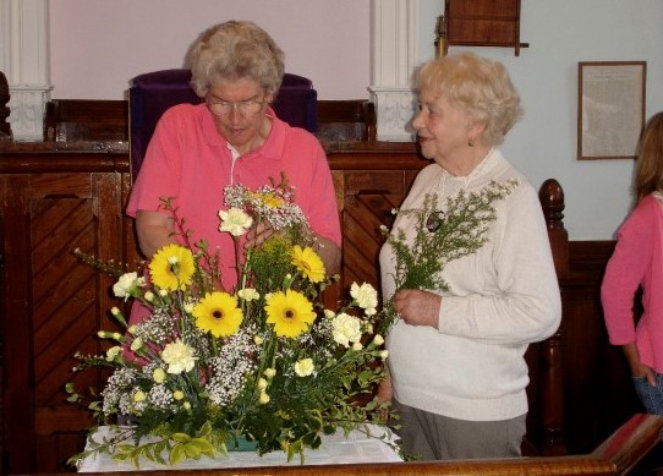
[377,179,518,333]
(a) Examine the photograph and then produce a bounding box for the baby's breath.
[101,368,138,416]
[207,327,258,406]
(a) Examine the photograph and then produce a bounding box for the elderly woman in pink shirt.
[127,21,341,299]
[601,111,663,414]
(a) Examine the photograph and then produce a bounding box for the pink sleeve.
[126,108,183,217]
[601,199,655,344]
[306,143,341,247]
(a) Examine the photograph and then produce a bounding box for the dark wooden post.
[537,178,568,455]
[0,71,12,141]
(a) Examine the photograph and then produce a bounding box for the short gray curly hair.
[185,21,285,98]
[416,52,523,146]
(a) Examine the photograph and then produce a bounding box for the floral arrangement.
[378,179,519,331]
[67,175,390,468]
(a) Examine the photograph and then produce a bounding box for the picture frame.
[577,61,646,160]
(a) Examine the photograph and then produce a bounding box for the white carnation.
[331,313,362,348]
[350,282,378,311]
[219,208,253,237]
[294,358,315,377]
[161,340,196,374]
[112,272,145,300]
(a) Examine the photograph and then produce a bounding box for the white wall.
[46,0,663,240]
[48,0,371,100]
[472,0,663,240]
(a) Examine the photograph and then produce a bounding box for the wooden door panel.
[2,170,127,473]
[31,200,94,277]
[340,169,412,294]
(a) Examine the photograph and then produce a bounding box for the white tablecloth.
[78,424,402,472]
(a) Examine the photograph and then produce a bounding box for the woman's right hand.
[641,366,658,387]
[624,342,657,386]
[375,375,393,423]
[377,376,393,403]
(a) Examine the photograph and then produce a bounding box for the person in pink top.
[127,21,341,323]
[601,111,663,415]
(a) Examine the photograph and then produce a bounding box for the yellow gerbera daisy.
[290,245,325,283]
[149,244,195,291]
[265,289,315,338]
[193,292,243,338]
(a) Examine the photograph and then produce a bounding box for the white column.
[0,0,51,141]
[369,0,419,142]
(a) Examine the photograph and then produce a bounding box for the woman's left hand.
[245,221,275,249]
[393,289,441,328]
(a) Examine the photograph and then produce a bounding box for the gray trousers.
[393,400,526,461]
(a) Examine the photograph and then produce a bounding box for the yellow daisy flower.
[149,244,195,291]
[290,245,325,283]
[261,192,283,208]
[265,289,315,338]
[193,292,243,337]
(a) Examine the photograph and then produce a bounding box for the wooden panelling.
[0,150,134,473]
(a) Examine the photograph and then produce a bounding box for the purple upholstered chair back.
[129,69,318,180]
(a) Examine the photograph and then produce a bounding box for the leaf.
[112,443,135,461]
[131,451,141,469]
[189,437,216,458]
[169,444,186,466]
[152,441,168,465]
[182,442,202,459]
[197,421,212,437]
[171,432,192,443]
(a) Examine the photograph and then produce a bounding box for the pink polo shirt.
[127,103,341,292]
[601,194,663,373]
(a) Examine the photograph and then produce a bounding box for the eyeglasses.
[206,97,266,117]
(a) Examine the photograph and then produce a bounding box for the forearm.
[135,211,175,259]
[623,342,645,376]
[315,234,341,276]
[137,225,173,259]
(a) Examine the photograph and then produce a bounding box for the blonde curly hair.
[416,52,522,146]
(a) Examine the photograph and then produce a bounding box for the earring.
[468,137,474,147]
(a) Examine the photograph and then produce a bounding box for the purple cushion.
[129,69,318,179]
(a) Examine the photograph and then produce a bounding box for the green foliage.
[250,235,297,296]
[379,179,518,332]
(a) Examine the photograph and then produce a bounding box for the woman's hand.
[313,235,341,276]
[376,375,393,422]
[244,221,275,249]
[393,289,441,328]
[623,342,657,387]
[377,375,393,402]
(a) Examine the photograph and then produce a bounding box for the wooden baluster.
[537,178,568,455]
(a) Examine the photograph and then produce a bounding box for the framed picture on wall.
[577,61,646,160]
